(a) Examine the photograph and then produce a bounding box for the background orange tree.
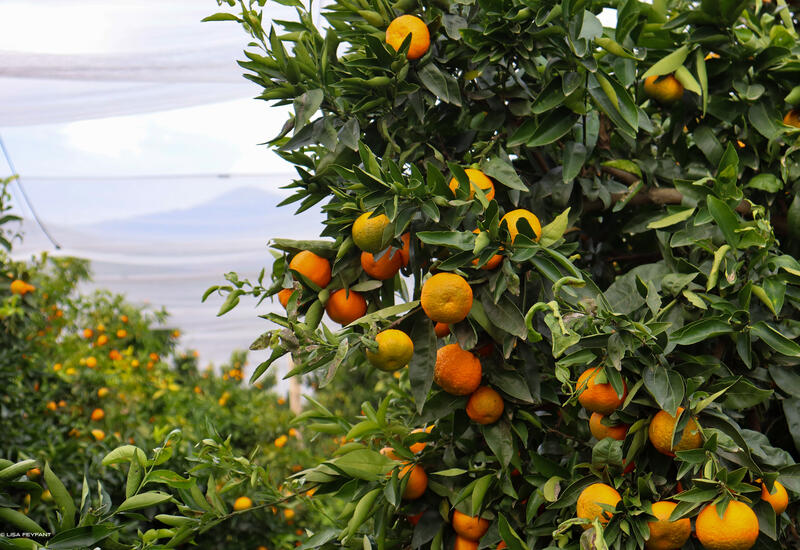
[208,0,800,548]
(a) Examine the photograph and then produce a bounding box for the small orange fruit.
[648,407,702,457]
[109,350,122,361]
[576,367,627,414]
[645,501,691,550]
[471,229,503,270]
[400,463,427,499]
[10,279,34,295]
[589,413,629,441]
[284,508,295,520]
[409,426,433,454]
[116,329,127,338]
[233,496,253,511]
[326,289,367,325]
[366,329,414,371]
[96,335,108,346]
[500,209,542,242]
[576,483,621,527]
[120,314,129,323]
[289,250,332,288]
[434,343,482,396]
[352,212,393,253]
[83,328,93,339]
[452,510,489,541]
[91,429,105,441]
[385,15,430,60]
[695,501,759,550]
[275,435,288,448]
[421,273,473,324]
[86,357,98,368]
[759,479,789,515]
[784,109,800,128]
[449,168,496,201]
[380,446,401,460]
[454,537,478,550]
[361,248,404,280]
[643,74,684,104]
[278,288,295,308]
[91,408,105,421]
[97,387,110,398]
[26,468,41,479]
[466,386,504,425]
[399,233,411,266]
[434,322,450,338]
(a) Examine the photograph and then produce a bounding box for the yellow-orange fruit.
[400,464,427,499]
[289,250,332,288]
[500,209,542,242]
[759,479,789,515]
[589,413,628,441]
[452,510,489,541]
[361,248,404,280]
[466,386,504,425]
[576,367,627,414]
[645,501,691,550]
[326,289,367,325]
[421,273,473,324]
[643,74,684,104]
[648,407,702,457]
[434,322,450,338]
[385,15,430,60]
[695,501,759,550]
[433,343,482,396]
[576,483,621,528]
[449,168,496,201]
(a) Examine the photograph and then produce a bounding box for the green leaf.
[539,208,571,247]
[706,196,741,248]
[409,318,437,413]
[562,143,586,183]
[44,463,76,530]
[751,322,800,357]
[480,292,527,339]
[293,89,323,132]
[345,488,382,537]
[745,174,782,193]
[117,491,173,513]
[647,207,695,229]
[417,63,462,106]
[471,474,493,514]
[674,66,701,96]
[0,459,37,481]
[749,103,784,140]
[671,318,733,346]
[482,420,513,467]
[497,513,529,550]
[330,449,394,480]
[417,232,473,250]
[482,157,528,191]
[643,366,684,416]
[509,109,578,147]
[45,526,116,550]
[641,46,690,78]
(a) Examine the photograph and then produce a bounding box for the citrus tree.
[208,0,800,548]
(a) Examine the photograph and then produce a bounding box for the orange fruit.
[289,250,332,288]
[278,288,295,308]
[452,510,489,541]
[434,322,450,338]
[471,229,503,270]
[26,468,41,479]
[385,15,430,60]
[284,508,295,520]
[233,496,253,511]
[46,401,57,411]
[380,446,400,460]
[121,315,129,323]
[96,335,108,346]
[400,463,427,499]
[784,109,800,128]
[466,386,504,424]
[91,429,105,441]
[97,387,110,398]
[409,426,433,453]
[91,408,105,421]
[421,273,473,324]
[434,343,482,396]
[695,501,759,550]
[759,479,789,515]
[366,329,414,371]
[576,367,627,414]
[643,74,684,104]
[109,350,122,361]
[449,168,496,201]
[407,511,423,525]
[645,501,691,550]
[86,357,98,368]
[361,248,404,280]
[648,407,702,457]
[454,537,478,550]
[576,483,621,527]
[326,289,367,325]
[83,328,94,339]
[589,413,628,441]
[497,542,507,550]
[399,233,411,266]
[116,329,127,338]
[500,209,542,243]
[10,279,34,295]
[352,212,393,253]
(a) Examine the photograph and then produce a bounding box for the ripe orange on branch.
[576,367,627,414]
[784,109,800,128]
[452,510,489,541]
[434,343,482,396]
[278,288,295,308]
[289,250,331,288]
[385,15,430,60]
[759,479,788,514]
[361,248,403,280]
[366,329,414,371]
[576,483,621,527]
[449,168,496,201]
[644,501,691,550]
[400,463,427,499]
[643,74,684,104]
[500,209,542,243]
[466,386,504,424]
[695,501,759,550]
[589,412,628,441]
[648,407,702,456]
[326,289,367,325]
[352,211,393,253]
[421,272,473,323]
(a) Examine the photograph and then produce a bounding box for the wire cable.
[0,135,61,249]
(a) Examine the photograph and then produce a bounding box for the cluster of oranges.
[9,278,35,295]
[573,364,787,549]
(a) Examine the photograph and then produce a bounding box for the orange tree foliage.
[209,0,800,549]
